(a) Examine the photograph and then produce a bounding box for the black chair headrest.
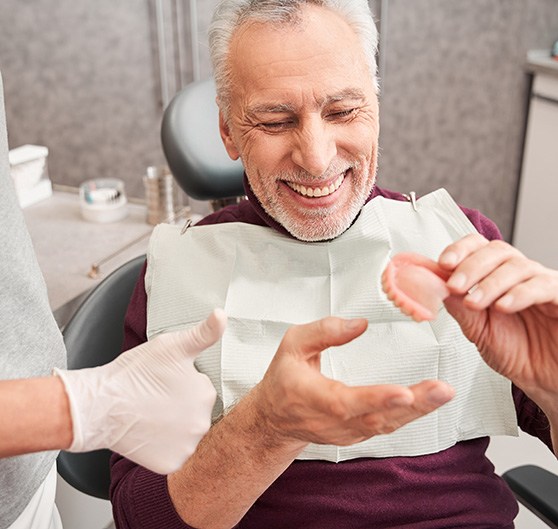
[161,79,244,201]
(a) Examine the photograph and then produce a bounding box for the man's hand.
[55,309,226,474]
[439,234,558,403]
[166,316,455,529]
[251,317,454,448]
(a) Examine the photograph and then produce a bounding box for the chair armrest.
[502,464,558,528]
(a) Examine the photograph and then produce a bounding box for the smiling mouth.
[285,173,345,198]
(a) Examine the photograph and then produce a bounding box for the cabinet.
[513,53,558,267]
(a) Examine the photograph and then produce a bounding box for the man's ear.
[219,109,241,161]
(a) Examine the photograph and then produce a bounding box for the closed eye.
[257,120,295,132]
[326,108,358,121]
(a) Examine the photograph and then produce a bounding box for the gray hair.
[208,0,379,120]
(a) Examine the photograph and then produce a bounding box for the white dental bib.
[146,188,517,462]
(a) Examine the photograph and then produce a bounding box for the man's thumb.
[280,317,368,360]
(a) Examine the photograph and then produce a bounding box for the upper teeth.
[287,174,344,198]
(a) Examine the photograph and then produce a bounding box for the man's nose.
[291,117,337,177]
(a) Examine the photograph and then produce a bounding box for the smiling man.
[111,1,558,528]
[218,4,379,242]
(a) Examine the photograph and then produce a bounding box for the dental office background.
[1,1,558,529]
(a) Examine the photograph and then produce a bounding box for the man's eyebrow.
[247,89,367,116]
[321,88,367,105]
[247,103,296,115]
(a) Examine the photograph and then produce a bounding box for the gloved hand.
[54,309,226,474]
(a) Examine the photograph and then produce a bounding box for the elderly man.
[111,1,558,528]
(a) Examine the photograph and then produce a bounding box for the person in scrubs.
[0,72,224,529]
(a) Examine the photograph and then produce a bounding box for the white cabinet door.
[513,74,558,268]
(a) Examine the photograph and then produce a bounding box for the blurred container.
[143,166,182,225]
[8,144,52,208]
[79,178,128,223]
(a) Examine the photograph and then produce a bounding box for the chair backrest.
[56,255,146,500]
[161,78,245,201]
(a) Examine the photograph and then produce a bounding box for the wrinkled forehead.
[227,5,374,106]
[230,5,363,63]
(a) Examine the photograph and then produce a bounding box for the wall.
[378,0,558,240]
[0,0,180,199]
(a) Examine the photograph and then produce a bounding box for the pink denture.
[382,253,451,322]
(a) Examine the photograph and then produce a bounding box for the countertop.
[22,190,154,327]
[526,49,558,77]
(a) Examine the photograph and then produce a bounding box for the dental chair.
[56,255,146,500]
[161,78,245,209]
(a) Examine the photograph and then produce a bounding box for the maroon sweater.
[110,183,553,529]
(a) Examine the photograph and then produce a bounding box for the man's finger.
[338,379,454,419]
[439,233,489,271]
[326,383,415,418]
[279,317,368,361]
[352,380,455,435]
[494,274,558,313]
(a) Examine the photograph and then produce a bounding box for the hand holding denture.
[383,234,558,407]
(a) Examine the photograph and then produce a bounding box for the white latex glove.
[54,308,226,474]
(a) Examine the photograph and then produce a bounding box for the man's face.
[220,5,379,241]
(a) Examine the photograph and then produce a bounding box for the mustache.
[276,159,361,183]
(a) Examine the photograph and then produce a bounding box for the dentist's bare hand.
[252,317,454,447]
[55,309,226,474]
